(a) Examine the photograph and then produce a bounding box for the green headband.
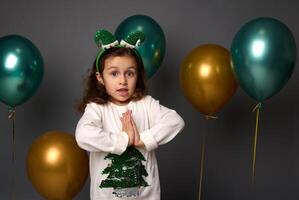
[94,29,145,71]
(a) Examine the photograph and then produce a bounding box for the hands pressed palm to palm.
[120,110,144,147]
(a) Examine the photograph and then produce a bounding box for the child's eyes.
[126,71,136,77]
[109,71,136,77]
[110,71,119,76]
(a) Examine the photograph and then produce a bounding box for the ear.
[95,72,104,85]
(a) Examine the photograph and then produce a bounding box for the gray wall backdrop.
[1,0,299,199]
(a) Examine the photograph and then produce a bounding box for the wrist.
[129,134,134,146]
[135,140,144,147]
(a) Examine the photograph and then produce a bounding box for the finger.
[126,112,132,122]
[125,110,130,117]
[130,117,135,128]
[125,110,131,116]
[131,118,138,135]
[130,116,136,127]
[124,116,131,129]
[123,112,128,120]
[133,123,138,135]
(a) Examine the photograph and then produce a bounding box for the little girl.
[75,29,184,200]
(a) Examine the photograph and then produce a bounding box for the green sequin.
[99,146,149,189]
[94,30,117,47]
[124,32,145,46]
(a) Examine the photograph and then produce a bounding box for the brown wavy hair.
[77,47,147,113]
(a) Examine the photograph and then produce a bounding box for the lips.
[116,88,129,97]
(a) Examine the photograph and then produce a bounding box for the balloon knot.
[204,115,218,120]
[8,107,16,119]
[252,102,262,112]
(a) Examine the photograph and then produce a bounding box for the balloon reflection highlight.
[46,147,60,165]
[251,40,265,58]
[199,64,211,78]
[5,54,18,69]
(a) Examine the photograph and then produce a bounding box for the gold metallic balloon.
[180,44,238,116]
[26,131,89,200]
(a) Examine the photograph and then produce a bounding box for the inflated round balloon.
[0,35,44,107]
[180,44,238,116]
[115,15,166,79]
[231,17,297,101]
[26,131,89,200]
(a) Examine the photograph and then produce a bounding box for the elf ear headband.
[94,29,145,72]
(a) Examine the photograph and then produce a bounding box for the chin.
[112,96,131,105]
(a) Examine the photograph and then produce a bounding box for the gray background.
[0,0,299,199]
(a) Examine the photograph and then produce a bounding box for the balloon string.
[198,115,216,199]
[8,107,16,200]
[251,102,262,184]
[199,134,205,200]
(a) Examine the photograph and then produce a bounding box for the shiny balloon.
[0,35,44,107]
[231,17,297,101]
[180,44,238,116]
[26,131,89,200]
[115,15,166,79]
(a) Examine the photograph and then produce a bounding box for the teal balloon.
[0,35,44,107]
[115,15,166,79]
[231,17,297,101]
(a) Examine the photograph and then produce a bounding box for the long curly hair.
[77,47,147,113]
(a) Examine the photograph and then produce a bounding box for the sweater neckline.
[108,100,133,109]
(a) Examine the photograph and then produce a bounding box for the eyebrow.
[106,66,137,70]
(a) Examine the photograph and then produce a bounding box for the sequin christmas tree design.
[100,146,149,197]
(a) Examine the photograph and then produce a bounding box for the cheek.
[130,77,138,86]
[103,79,115,89]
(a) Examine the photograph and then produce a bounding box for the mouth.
[116,88,129,97]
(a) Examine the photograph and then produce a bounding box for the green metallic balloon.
[115,15,166,79]
[231,17,297,101]
[0,35,44,107]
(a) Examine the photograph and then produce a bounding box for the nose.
[119,74,127,85]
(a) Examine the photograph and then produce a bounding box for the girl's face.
[96,55,138,105]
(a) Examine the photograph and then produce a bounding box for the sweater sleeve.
[139,96,185,151]
[75,103,129,155]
